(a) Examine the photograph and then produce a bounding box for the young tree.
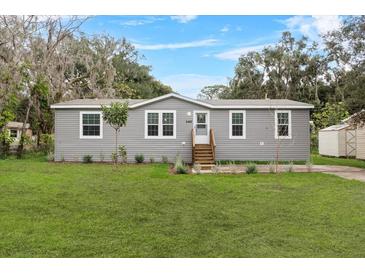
[101,102,128,163]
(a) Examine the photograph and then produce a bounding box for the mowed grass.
[312,154,365,169]
[0,156,365,257]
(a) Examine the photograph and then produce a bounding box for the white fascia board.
[129,93,213,109]
[51,105,102,109]
[212,105,314,109]
[51,104,313,109]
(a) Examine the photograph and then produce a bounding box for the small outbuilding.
[319,110,365,159]
[319,123,356,157]
[356,128,365,160]
[5,121,33,150]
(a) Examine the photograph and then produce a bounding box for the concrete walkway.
[296,165,365,182]
[195,164,365,182]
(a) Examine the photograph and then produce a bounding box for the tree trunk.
[275,139,280,173]
[37,128,41,147]
[115,129,118,164]
[17,99,32,158]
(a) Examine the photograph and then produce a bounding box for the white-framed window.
[275,110,292,139]
[145,110,176,139]
[229,110,246,139]
[80,111,103,139]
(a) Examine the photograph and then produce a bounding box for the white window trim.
[145,110,176,139]
[229,110,246,139]
[275,110,292,139]
[80,111,103,139]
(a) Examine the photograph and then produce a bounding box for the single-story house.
[50,93,314,164]
[5,121,33,150]
[319,110,365,160]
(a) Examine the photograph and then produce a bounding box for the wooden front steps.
[192,129,217,170]
[194,144,215,165]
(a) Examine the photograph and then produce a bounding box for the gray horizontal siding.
[212,109,310,161]
[55,97,310,162]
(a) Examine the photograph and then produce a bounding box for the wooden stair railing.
[192,128,196,163]
[192,128,216,166]
[210,128,216,161]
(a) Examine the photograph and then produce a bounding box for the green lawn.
[311,154,365,169]
[0,156,365,257]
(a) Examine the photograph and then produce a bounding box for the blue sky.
[81,15,342,98]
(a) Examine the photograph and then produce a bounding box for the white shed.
[356,128,365,160]
[318,124,356,157]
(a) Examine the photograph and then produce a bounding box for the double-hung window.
[145,110,176,139]
[275,110,291,139]
[80,111,103,139]
[229,110,246,139]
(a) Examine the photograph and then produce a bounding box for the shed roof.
[6,121,30,129]
[320,124,350,131]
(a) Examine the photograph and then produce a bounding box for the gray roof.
[52,98,146,107]
[51,94,314,109]
[199,99,313,107]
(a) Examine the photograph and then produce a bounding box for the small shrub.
[83,155,93,163]
[118,145,127,163]
[246,162,257,174]
[162,156,168,163]
[111,152,117,163]
[47,152,54,162]
[60,154,65,162]
[135,154,144,163]
[174,155,188,174]
[287,161,294,173]
[306,159,313,172]
[40,134,54,154]
[150,157,155,163]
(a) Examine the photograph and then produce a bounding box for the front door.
[193,111,210,144]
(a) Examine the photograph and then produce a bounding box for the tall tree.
[0,15,173,158]
[324,16,365,114]
[209,32,327,103]
[197,85,231,100]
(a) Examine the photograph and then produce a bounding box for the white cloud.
[220,25,230,32]
[170,15,198,24]
[312,16,342,34]
[214,44,272,61]
[134,39,218,50]
[161,74,228,98]
[280,15,342,40]
[121,19,152,26]
[115,17,163,26]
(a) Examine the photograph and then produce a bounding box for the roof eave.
[50,93,314,109]
[128,93,213,109]
[210,105,314,109]
[51,104,314,109]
